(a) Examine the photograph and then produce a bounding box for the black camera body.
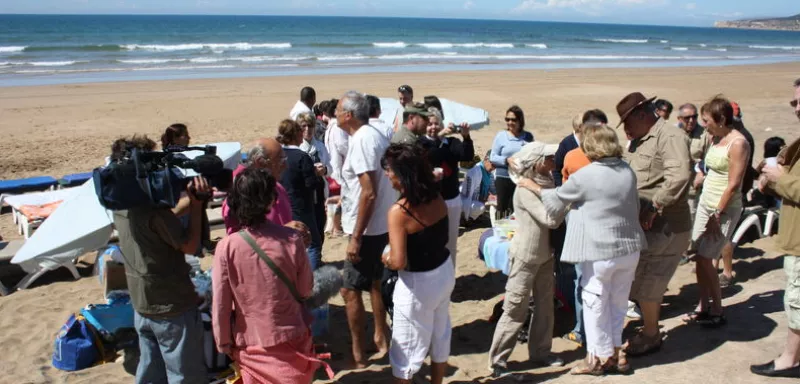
[93,145,233,210]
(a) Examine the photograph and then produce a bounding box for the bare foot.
[347,359,368,370]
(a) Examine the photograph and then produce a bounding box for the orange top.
[562,148,591,184]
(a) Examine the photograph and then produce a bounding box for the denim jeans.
[307,246,322,271]
[134,307,206,384]
[573,265,585,338]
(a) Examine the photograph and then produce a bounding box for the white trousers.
[445,197,462,266]
[579,252,640,359]
[390,257,456,380]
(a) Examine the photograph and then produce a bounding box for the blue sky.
[1,0,797,27]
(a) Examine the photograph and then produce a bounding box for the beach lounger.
[57,173,93,189]
[0,189,77,239]
[0,240,25,295]
[0,176,58,195]
[241,153,248,163]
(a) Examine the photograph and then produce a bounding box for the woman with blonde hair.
[518,123,646,375]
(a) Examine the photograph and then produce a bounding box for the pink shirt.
[223,164,293,234]
[212,221,313,354]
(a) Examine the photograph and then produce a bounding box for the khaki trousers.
[489,258,554,368]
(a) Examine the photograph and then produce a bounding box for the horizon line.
[0,13,716,29]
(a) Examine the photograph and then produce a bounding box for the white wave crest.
[699,43,707,47]
[119,58,187,64]
[373,42,408,48]
[660,40,669,44]
[749,45,800,50]
[670,47,689,51]
[124,42,292,51]
[593,39,648,44]
[713,48,728,52]
[317,54,366,61]
[0,46,26,53]
[526,43,548,49]
[132,65,236,71]
[418,43,454,49]
[190,57,225,63]
[30,61,78,66]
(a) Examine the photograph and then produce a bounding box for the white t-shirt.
[369,118,394,141]
[341,124,397,236]
[324,121,349,185]
[289,100,312,120]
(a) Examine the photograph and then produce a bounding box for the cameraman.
[112,137,208,383]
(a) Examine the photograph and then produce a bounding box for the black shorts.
[343,233,389,291]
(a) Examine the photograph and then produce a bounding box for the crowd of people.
[105,79,800,383]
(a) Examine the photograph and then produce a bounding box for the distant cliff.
[715,14,800,31]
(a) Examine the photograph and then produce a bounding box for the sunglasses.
[678,114,698,120]
[791,99,799,108]
[398,86,412,93]
[505,117,518,123]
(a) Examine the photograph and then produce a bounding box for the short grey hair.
[428,107,443,127]
[246,144,266,166]
[341,90,370,124]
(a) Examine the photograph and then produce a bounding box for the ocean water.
[2,14,800,86]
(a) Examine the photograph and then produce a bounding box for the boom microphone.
[305,265,343,309]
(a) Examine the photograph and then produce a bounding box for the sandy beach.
[0,62,797,383]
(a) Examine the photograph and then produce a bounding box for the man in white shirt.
[289,86,316,120]
[366,94,393,140]
[325,118,349,186]
[337,90,397,368]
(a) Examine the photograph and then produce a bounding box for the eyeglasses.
[678,114,698,120]
[505,117,518,123]
[398,85,412,93]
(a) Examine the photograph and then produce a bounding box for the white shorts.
[445,197,462,265]
[390,257,456,380]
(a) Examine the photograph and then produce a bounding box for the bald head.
[248,138,286,178]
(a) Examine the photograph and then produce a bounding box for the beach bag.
[52,314,100,371]
[381,269,398,318]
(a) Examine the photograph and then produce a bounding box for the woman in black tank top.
[380,143,455,384]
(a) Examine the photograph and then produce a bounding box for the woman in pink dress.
[212,167,319,384]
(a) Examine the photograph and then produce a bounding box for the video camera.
[93,145,233,210]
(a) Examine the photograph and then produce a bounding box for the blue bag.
[52,314,99,371]
[80,298,135,338]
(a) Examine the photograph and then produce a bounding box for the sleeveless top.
[397,204,450,272]
[701,137,745,210]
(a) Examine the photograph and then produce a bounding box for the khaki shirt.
[625,119,693,233]
[687,124,710,164]
[390,126,418,145]
[771,136,800,255]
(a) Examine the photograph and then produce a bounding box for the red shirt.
[222,164,293,234]
[212,221,313,353]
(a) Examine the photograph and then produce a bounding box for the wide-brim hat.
[616,92,657,128]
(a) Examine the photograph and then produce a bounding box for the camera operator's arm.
[152,177,210,255]
[171,194,191,218]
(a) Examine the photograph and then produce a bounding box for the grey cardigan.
[541,158,647,264]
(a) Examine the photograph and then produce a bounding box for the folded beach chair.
[0,176,58,195]
[57,173,93,189]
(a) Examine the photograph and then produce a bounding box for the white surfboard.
[378,97,490,130]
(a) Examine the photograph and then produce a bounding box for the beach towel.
[18,200,63,222]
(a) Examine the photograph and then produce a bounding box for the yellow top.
[700,138,744,210]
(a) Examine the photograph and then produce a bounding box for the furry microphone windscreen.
[305,265,343,309]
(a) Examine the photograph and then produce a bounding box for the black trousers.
[494,177,516,218]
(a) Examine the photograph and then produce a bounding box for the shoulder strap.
[396,203,426,227]
[238,230,303,303]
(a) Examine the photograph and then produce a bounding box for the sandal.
[698,313,727,329]
[570,354,604,376]
[718,273,734,288]
[613,350,632,374]
[682,310,709,324]
[562,331,584,347]
[624,332,663,357]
